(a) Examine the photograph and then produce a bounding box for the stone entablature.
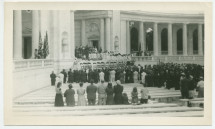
[120,10,204,24]
[74,10,112,20]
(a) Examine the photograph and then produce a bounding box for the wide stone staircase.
[13,83,204,117]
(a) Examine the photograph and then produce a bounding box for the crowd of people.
[50,62,204,107]
[54,80,149,107]
[75,45,131,61]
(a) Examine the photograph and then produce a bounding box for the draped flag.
[43,31,49,58]
[38,31,43,58]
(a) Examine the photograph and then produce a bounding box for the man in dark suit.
[50,71,56,86]
[180,73,189,99]
[86,80,97,105]
[114,80,124,104]
[67,69,72,83]
[61,69,67,84]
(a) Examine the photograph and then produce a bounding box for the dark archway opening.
[23,36,32,59]
[130,27,138,52]
[193,29,198,54]
[177,29,183,55]
[161,28,168,55]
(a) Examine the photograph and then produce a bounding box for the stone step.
[13,106,203,116]
[16,92,181,101]
[13,103,179,112]
[179,98,204,106]
[105,111,204,117]
[189,101,204,107]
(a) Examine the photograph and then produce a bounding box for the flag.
[38,31,43,50]
[38,31,43,58]
[43,31,49,58]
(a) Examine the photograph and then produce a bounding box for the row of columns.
[13,10,76,60]
[126,21,204,56]
[13,10,204,60]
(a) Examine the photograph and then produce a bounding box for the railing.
[159,51,168,55]
[132,55,204,62]
[14,59,54,71]
[177,51,183,55]
[193,50,198,55]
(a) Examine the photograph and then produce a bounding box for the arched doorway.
[130,27,138,52]
[193,29,198,55]
[177,29,183,55]
[146,28,153,51]
[161,28,168,55]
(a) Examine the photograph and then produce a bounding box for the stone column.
[100,18,105,51]
[139,21,145,52]
[81,19,86,46]
[70,11,75,59]
[126,21,130,54]
[13,10,22,59]
[32,10,39,59]
[198,24,203,55]
[40,11,49,40]
[153,22,158,56]
[183,23,188,56]
[105,18,111,51]
[168,23,173,55]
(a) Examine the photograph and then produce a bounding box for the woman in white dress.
[77,82,86,106]
[133,70,139,83]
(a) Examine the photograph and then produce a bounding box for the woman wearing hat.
[64,84,75,106]
[54,82,64,107]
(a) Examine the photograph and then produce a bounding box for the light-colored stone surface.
[13,83,203,117]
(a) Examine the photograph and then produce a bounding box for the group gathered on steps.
[54,80,149,107]
[51,62,204,107]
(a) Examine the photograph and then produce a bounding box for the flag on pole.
[43,31,49,58]
[38,31,43,58]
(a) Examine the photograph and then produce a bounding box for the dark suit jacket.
[86,84,97,99]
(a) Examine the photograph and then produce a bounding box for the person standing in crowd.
[119,70,125,84]
[86,80,97,105]
[99,70,105,83]
[188,75,196,99]
[106,82,114,105]
[58,72,64,86]
[77,82,86,106]
[122,93,129,105]
[67,69,72,83]
[137,64,142,81]
[54,82,64,107]
[34,49,38,59]
[140,83,149,104]
[110,69,116,83]
[141,70,146,85]
[197,76,204,98]
[64,84,75,106]
[61,69,67,84]
[180,73,189,99]
[97,80,107,105]
[131,87,138,104]
[114,80,123,104]
[50,71,56,86]
[133,70,139,83]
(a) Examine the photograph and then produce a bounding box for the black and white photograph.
[3,2,212,126]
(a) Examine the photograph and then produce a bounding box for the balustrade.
[14,59,54,71]
[132,55,204,63]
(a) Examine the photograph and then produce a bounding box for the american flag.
[43,31,49,58]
